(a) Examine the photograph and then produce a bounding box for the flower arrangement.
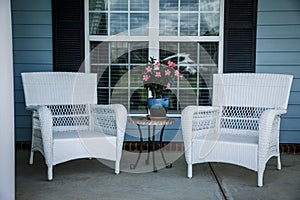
[142,57,182,98]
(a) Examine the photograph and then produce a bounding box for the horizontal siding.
[256,38,300,52]
[286,105,300,117]
[12,0,53,141]
[13,38,52,50]
[280,131,300,144]
[257,66,300,78]
[289,91,300,103]
[15,128,32,141]
[257,25,300,39]
[258,0,300,11]
[258,11,300,25]
[256,0,300,143]
[13,25,52,38]
[14,51,53,64]
[289,80,300,92]
[12,0,51,11]
[12,11,52,25]
[13,64,52,75]
[256,52,300,65]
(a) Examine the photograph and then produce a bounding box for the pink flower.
[154,62,161,67]
[166,82,171,88]
[154,62,160,70]
[142,74,149,81]
[155,72,161,78]
[168,60,175,68]
[165,69,171,76]
[146,66,152,73]
[174,70,180,77]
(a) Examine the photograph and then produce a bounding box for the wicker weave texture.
[21,72,127,180]
[22,72,97,106]
[182,73,293,187]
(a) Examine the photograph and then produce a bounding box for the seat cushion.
[192,134,258,171]
[52,130,117,165]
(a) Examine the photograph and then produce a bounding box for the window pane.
[130,66,144,88]
[110,0,128,11]
[129,88,148,113]
[91,65,109,88]
[180,0,198,11]
[130,0,149,11]
[130,13,149,36]
[130,66,148,113]
[179,89,197,108]
[90,42,109,64]
[200,0,219,11]
[111,42,128,64]
[89,0,107,11]
[98,88,109,104]
[200,13,219,36]
[199,42,218,64]
[198,88,211,105]
[130,42,149,64]
[89,13,108,35]
[160,43,178,60]
[180,13,198,36]
[159,13,178,36]
[110,13,128,35]
[160,0,178,11]
[111,65,128,87]
[199,42,218,95]
[111,89,128,106]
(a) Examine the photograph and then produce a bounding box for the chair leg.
[188,164,192,178]
[115,161,120,175]
[257,171,263,187]
[29,151,34,165]
[48,166,53,181]
[277,155,281,170]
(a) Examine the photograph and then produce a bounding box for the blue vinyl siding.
[256,0,300,143]
[12,0,53,141]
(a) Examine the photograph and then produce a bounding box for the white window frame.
[84,0,224,116]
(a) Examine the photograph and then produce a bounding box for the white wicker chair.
[181,73,293,187]
[21,72,127,180]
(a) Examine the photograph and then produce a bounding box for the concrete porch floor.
[16,149,300,200]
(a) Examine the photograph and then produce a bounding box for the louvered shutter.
[52,0,84,72]
[223,0,257,73]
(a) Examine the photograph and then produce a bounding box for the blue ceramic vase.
[148,98,169,118]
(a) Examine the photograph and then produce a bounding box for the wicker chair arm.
[181,106,219,146]
[93,104,127,145]
[36,106,53,167]
[93,104,127,136]
[258,109,286,171]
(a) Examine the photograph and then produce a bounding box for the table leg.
[130,124,143,169]
[152,125,157,172]
[160,125,172,168]
[145,126,150,165]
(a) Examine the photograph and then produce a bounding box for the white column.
[0,0,15,199]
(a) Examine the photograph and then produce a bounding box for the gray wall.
[256,0,300,143]
[12,0,53,141]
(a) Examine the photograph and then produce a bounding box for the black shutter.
[52,0,84,72]
[223,0,258,73]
